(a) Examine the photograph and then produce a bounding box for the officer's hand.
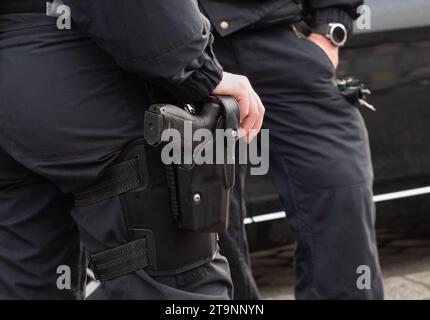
[308,33,339,69]
[212,72,265,143]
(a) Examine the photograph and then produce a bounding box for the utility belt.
[0,0,64,19]
[74,96,240,280]
[0,0,48,14]
[246,0,303,31]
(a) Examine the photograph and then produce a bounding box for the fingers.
[240,90,259,131]
[212,72,266,143]
[248,92,265,143]
[240,90,263,143]
[236,83,250,123]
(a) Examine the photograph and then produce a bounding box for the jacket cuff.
[173,33,223,103]
[178,50,223,102]
[309,8,354,34]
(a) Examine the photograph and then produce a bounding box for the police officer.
[0,0,264,299]
[199,0,384,299]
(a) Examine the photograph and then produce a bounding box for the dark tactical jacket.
[62,0,223,102]
[198,0,364,36]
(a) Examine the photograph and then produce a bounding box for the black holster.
[74,96,240,279]
[144,95,240,233]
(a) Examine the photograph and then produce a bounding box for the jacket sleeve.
[303,0,364,33]
[63,0,222,102]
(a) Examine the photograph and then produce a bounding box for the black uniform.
[200,0,385,299]
[0,0,232,299]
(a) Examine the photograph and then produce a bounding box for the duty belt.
[0,0,49,14]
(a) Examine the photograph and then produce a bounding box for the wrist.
[307,33,339,69]
[308,33,339,52]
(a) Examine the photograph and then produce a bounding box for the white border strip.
[252,211,287,223]
[245,186,430,225]
[244,212,286,225]
[373,186,430,203]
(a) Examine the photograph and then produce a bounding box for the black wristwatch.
[312,23,348,47]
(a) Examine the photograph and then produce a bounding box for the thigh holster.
[74,96,240,281]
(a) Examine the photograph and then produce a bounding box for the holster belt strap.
[0,0,48,14]
[88,239,149,281]
[74,158,144,206]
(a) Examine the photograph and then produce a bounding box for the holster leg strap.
[88,239,149,281]
[74,157,146,206]
[75,139,217,279]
